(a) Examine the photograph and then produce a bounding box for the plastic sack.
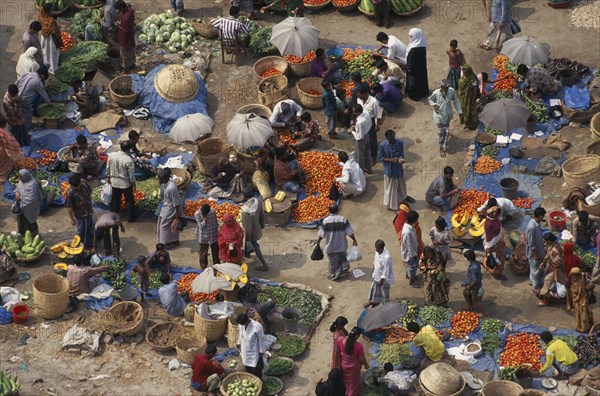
[310,244,324,261]
[347,246,362,262]
[100,184,112,206]
[0,306,12,324]
[556,282,567,298]
[564,86,590,110]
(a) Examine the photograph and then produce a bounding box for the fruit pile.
[283,49,316,63]
[60,181,70,199]
[492,70,517,91]
[60,31,74,52]
[15,157,38,171]
[305,89,321,96]
[260,67,282,78]
[292,195,333,223]
[341,48,358,62]
[333,0,359,6]
[345,51,376,80]
[297,151,341,195]
[396,299,418,327]
[338,80,355,97]
[452,188,491,221]
[499,333,544,371]
[0,231,46,260]
[278,133,299,145]
[449,311,480,339]
[493,55,509,71]
[474,156,502,174]
[177,273,198,294]
[513,197,535,209]
[0,371,20,396]
[183,198,241,220]
[383,324,414,344]
[34,150,58,166]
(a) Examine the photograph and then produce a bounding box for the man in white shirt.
[402,210,421,288]
[236,313,268,377]
[349,104,373,174]
[367,240,394,307]
[106,140,136,222]
[336,151,366,198]
[269,99,303,132]
[356,87,382,165]
[375,32,407,66]
[477,197,517,222]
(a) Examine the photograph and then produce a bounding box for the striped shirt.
[210,16,250,41]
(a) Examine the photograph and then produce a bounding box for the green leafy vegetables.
[46,81,69,97]
[418,305,451,326]
[276,335,306,357]
[37,103,66,119]
[258,286,322,325]
[375,343,412,365]
[264,357,293,375]
[55,63,85,83]
[60,41,108,70]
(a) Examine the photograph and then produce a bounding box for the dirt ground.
[1,0,600,395]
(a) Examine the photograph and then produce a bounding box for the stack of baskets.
[296,77,324,109]
[417,363,465,396]
[194,308,228,342]
[33,273,69,319]
[145,322,185,352]
[176,333,207,365]
[592,113,600,140]
[99,301,145,336]
[258,75,289,108]
[154,64,199,103]
[196,137,230,175]
[109,75,139,108]
[220,373,262,396]
[253,57,288,84]
[562,154,600,189]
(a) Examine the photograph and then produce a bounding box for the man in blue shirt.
[158,272,185,316]
[461,249,486,316]
[321,80,338,138]
[378,130,414,211]
[372,82,403,113]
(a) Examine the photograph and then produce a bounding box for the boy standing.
[322,81,338,138]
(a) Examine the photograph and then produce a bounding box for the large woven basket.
[418,362,465,396]
[194,309,227,342]
[33,273,69,319]
[176,332,207,365]
[562,154,600,189]
[170,168,191,189]
[480,380,524,395]
[226,316,239,348]
[191,20,218,39]
[332,0,360,11]
[578,200,600,217]
[253,56,288,84]
[287,60,312,77]
[258,75,289,108]
[100,301,145,336]
[304,0,331,10]
[154,64,199,103]
[196,137,230,176]
[591,112,600,139]
[587,140,600,156]
[236,104,273,119]
[109,75,139,108]
[296,77,324,109]
[145,322,185,352]
[220,372,262,396]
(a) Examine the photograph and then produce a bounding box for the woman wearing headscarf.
[405,28,429,101]
[0,115,25,184]
[563,242,582,312]
[482,206,505,277]
[218,213,244,264]
[16,48,40,78]
[242,197,268,271]
[569,267,594,332]
[419,245,450,306]
[334,327,369,396]
[38,3,61,74]
[15,169,44,235]
[329,316,348,369]
[458,64,479,130]
[156,168,182,249]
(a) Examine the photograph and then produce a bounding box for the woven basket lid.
[154,65,199,103]
[419,362,463,395]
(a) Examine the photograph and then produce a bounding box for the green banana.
[393,0,406,12]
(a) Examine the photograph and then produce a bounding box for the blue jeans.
[430,195,450,211]
[528,257,545,290]
[554,360,580,377]
[405,257,418,280]
[77,215,95,248]
[171,0,184,11]
[325,113,336,135]
[246,240,267,266]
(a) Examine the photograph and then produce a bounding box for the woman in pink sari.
[330,316,348,369]
[334,327,369,396]
[0,115,25,184]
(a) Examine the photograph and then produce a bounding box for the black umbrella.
[357,301,407,332]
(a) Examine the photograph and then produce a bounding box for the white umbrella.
[190,268,232,294]
[226,113,274,150]
[270,17,320,57]
[169,113,214,143]
[500,36,550,66]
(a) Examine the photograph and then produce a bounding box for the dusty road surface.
[0,0,599,394]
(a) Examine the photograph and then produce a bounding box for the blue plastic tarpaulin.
[131,65,208,133]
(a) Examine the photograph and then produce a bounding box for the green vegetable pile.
[483,127,503,136]
[55,63,85,84]
[137,197,159,213]
[481,145,500,158]
[226,379,260,396]
[192,170,205,183]
[482,333,502,355]
[46,81,69,97]
[43,185,60,199]
[32,170,59,184]
[103,255,127,290]
[259,286,322,325]
[375,343,412,365]
[249,25,277,56]
[481,318,504,334]
[71,9,102,39]
[91,185,103,204]
[136,177,161,197]
[499,366,516,380]
[551,335,577,350]
[36,0,68,11]
[131,269,163,290]
[0,231,45,260]
[579,250,596,270]
[37,103,66,119]
[276,335,306,357]
[61,41,108,70]
[265,357,293,375]
[139,10,198,53]
[8,171,19,186]
[418,305,451,326]
[524,95,549,123]
[72,0,100,7]
[343,51,376,81]
[396,299,418,327]
[262,377,282,394]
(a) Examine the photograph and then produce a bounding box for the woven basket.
[393,3,424,16]
[476,131,497,146]
[578,200,600,217]
[197,137,230,176]
[109,75,139,108]
[11,247,45,263]
[71,0,102,9]
[591,113,600,139]
[236,104,273,119]
[562,154,600,189]
[358,5,376,18]
[287,60,312,77]
[170,168,191,190]
[253,57,288,84]
[220,372,262,396]
[176,332,207,365]
[587,140,600,156]
[233,147,258,174]
[194,310,227,342]
[154,65,199,103]
[258,75,289,108]
[36,3,71,16]
[519,390,548,396]
[145,322,185,352]
[304,0,331,10]
[418,362,465,396]
[191,20,218,39]
[226,316,239,348]
[481,380,523,395]
[332,0,360,11]
[296,77,324,109]
[33,273,69,319]
[100,301,145,336]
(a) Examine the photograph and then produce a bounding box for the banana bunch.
[0,372,20,396]
[390,0,422,13]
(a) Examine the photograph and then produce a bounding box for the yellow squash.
[469,226,484,237]
[63,245,84,255]
[71,235,81,248]
[51,241,69,253]
[452,225,468,237]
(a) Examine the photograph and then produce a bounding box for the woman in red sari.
[218,213,244,264]
[115,1,136,73]
[334,327,369,396]
[0,115,25,184]
[330,316,348,369]
[563,242,582,312]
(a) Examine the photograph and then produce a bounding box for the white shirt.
[336,159,366,194]
[373,247,394,283]
[401,223,418,262]
[269,99,303,128]
[357,95,382,120]
[386,35,408,65]
[237,319,268,367]
[477,198,517,217]
[106,151,135,189]
[428,88,462,125]
[352,113,372,141]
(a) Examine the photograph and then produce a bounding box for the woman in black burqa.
[405,27,429,101]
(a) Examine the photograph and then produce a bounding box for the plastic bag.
[347,246,362,262]
[564,86,590,110]
[310,244,324,261]
[100,184,112,206]
[556,282,567,298]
